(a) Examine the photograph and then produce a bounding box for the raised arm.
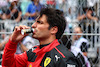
[2,25,30,67]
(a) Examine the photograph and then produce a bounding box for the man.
[25,0,43,20]
[71,26,90,67]
[2,8,79,67]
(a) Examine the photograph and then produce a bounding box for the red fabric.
[47,0,56,5]
[2,39,28,67]
[2,39,60,67]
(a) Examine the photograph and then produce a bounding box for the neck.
[39,37,56,45]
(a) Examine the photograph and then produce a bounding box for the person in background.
[57,0,67,14]
[77,7,98,33]
[77,7,98,21]
[71,26,91,67]
[25,0,43,20]
[16,35,39,53]
[2,0,22,23]
[2,8,79,67]
[46,0,56,8]
[20,0,31,16]
[77,7,99,47]
[0,0,9,20]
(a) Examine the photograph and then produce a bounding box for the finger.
[19,25,30,30]
[23,25,31,29]
[14,26,20,31]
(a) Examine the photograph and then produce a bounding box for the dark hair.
[39,8,66,39]
[83,7,95,12]
[31,0,34,1]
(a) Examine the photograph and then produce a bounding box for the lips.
[33,28,37,34]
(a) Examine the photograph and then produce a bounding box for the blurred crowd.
[0,0,100,66]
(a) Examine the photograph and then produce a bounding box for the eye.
[37,20,43,24]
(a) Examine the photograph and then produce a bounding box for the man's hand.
[86,13,98,21]
[10,25,30,43]
[11,9,17,14]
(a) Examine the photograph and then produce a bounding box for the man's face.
[73,27,82,40]
[12,1,17,6]
[34,0,39,2]
[31,15,51,40]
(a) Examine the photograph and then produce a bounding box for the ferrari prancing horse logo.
[44,57,51,67]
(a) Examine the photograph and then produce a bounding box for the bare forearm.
[16,12,22,22]
[90,17,98,21]
[77,14,86,21]
[25,12,37,17]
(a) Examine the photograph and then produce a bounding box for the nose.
[31,22,37,28]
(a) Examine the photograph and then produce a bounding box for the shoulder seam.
[54,47,65,58]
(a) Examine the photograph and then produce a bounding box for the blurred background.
[0,0,100,67]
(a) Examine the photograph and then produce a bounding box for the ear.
[50,26,58,35]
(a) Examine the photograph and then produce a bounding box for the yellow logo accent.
[28,64,32,67]
[44,57,51,67]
